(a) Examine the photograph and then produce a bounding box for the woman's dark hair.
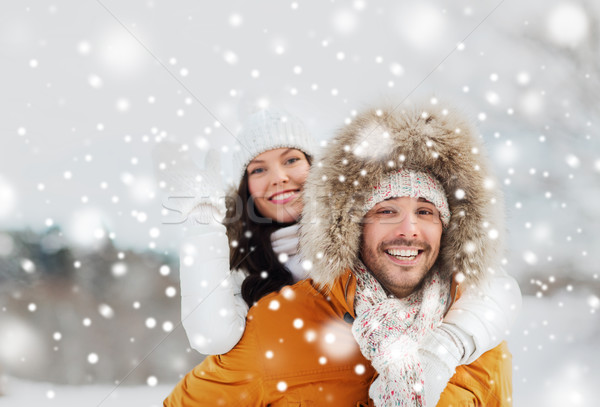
[225,153,311,307]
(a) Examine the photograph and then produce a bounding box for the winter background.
[1,0,599,406]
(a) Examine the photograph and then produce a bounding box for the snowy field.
[511,291,600,406]
[1,293,598,406]
[0,378,171,407]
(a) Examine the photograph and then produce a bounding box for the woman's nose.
[270,165,289,185]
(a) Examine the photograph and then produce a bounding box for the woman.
[175,107,521,404]
[178,107,316,355]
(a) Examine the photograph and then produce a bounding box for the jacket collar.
[327,268,462,320]
[326,269,359,318]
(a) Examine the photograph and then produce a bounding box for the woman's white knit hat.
[233,107,317,184]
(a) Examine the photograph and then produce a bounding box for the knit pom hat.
[233,107,317,184]
[365,169,451,227]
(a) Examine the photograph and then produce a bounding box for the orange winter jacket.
[164,270,512,406]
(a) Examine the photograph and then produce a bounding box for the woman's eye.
[249,167,264,175]
[285,157,300,165]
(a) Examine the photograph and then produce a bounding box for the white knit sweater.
[180,223,306,355]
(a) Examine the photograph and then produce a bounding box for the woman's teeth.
[271,191,295,201]
[386,248,419,260]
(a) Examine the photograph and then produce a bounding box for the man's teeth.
[272,191,295,201]
[386,249,419,260]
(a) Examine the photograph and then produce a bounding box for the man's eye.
[417,209,434,216]
[378,209,395,215]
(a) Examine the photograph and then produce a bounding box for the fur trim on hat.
[300,103,505,289]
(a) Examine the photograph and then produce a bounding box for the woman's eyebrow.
[279,148,294,157]
[249,149,295,165]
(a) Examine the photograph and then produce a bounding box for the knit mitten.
[419,324,466,406]
[153,143,226,225]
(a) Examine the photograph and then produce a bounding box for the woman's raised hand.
[153,143,226,225]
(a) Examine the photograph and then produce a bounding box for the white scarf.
[352,262,451,406]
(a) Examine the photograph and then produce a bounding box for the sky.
[2,0,598,264]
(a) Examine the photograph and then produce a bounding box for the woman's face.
[247,148,310,223]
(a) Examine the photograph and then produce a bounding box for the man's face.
[360,196,443,298]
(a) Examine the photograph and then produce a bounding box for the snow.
[98,28,147,75]
[394,3,447,48]
[0,176,16,219]
[511,293,600,406]
[0,376,172,407]
[332,9,359,35]
[547,3,589,46]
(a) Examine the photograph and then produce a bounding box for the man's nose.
[393,210,418,238]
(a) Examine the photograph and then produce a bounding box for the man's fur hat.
[300,103,505,289]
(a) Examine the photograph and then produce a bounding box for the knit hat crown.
[233,107,317,183]
[365,169,451,227]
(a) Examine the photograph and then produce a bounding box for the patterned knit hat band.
[364,169,451,227]
[234,108,317,184]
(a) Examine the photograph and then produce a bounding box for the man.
[165,103,515,406]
